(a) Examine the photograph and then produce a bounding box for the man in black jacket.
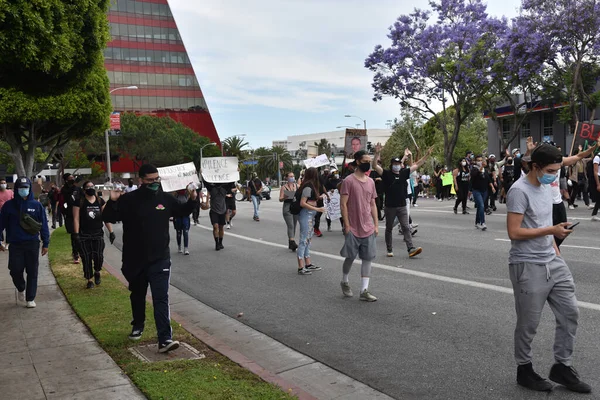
[102,164,197,353]
[60,173,83,264]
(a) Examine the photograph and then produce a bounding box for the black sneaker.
[548,363,592,393]
[94,272,101,286]
[86,281,94,289]
[218,243,224,250]
[215,243,220,251]
[517,363,553,392]
[129,328,144,341]
[462,210,470,214]
[453,208,457,214]
[158,340,180,353]
[306,264,322,271]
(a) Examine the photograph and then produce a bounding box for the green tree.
[0,0,112,177]
[222,136,249,158]
[118,113,220,168]
[314,139,331,157]
[256,146,293,183]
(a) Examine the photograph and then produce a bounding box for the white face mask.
[461,162,466,167]
[391,165,402,173]
[0,184,6,190]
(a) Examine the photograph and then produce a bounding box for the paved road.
[112,194,600,399]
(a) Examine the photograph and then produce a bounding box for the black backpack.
[289,187,304,215]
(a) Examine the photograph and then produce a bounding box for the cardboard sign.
[201,157,240,183]
[303,154,330,168]
[326,190,341,220]
[344,128,368,157]
[570,122,600,155]
[157,162,200,192]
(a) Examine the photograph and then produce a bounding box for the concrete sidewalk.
[0,249,145,400]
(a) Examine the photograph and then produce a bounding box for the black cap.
[15,177,30,188]
[63,173,72,180]
[530,143,563,165]
[391,157,402,164]
[139,164,159,177]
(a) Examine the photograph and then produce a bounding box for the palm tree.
[314,138,332,156]
[256,146,293,181]
[222,136,249,158]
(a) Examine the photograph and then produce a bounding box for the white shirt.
[550,168,562,204]
[124,185,138,193]
[421,175,431,185]
[594,155,600,176]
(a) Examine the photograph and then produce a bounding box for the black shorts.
[226,197,236,210]
[209,210,226,226]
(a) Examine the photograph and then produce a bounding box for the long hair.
[299,167,319,195]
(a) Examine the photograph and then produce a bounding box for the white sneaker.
[588,204,595,209]
[438,199,443,202]
[226,223,231,230]
[26,300,36,308]
[229,221,233,228]
[568,205,575,210]
[475,224,481,229]
[411,223,419,228]
[184,248,190,255]
[591,216,600,222]
[178,247,183,254]
[17,290,25,303]
[387,251,394,257]
[413,204,419,207]
[480,223,487,231]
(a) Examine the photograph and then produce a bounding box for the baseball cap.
[529,143,563,165]
[511,148,520,155]
[489,154,496,159]
[390,157,402,164]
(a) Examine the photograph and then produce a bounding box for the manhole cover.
[129,342,205,363]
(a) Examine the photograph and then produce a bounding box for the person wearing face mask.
[506,144,591,393]
[172,189,191,254]
[501,157,516,203]
[325,170,344,232]
[48,182,62,229]
[470,155,494,230]
[0,178,14,244]
[60,173,83,264]
[372,144,432,258]
[73,181,115,289]
[124,178,138,193]
[0,177,49,308]
[453,159,470,214]
[280,172,299,251]
[102,164,198,353]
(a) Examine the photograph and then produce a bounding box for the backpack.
[289,188,304,215]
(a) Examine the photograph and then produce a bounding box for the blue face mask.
[18,188,29,198]
[537,172,558,185]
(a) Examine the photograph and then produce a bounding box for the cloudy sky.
[169,0,521,148]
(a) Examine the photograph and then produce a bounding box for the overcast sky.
[169,0,521,148]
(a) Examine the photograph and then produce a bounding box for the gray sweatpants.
[509,256,579,366]
[385,205,412,251]
[282,202,298,239]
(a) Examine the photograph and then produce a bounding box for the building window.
[521,120,531,138]
[104,47,190,65]
[543,112,553,136]
[109,23,182,43]
[502,119,511,140]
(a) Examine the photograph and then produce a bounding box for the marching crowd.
[0,137,598,391]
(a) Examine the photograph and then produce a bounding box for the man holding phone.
[506,144,590,393]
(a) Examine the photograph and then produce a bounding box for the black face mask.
[358,162,371,173]
[67,180,74,186]
[85,188,96,196]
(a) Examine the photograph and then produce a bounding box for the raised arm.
[562,143,598,167]
[371,143,384,175]
[410,146,434,173]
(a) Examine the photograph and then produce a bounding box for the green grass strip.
[49,228,295,400]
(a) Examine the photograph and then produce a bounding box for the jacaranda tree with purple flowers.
[365,0,505,167]
[515,0,600,129]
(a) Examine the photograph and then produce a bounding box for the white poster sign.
[201,157,240,183]
[303,154,330,168]
[326,190,341,220]
[157,162,200,192]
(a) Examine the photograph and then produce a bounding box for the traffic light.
[367,141,373,153]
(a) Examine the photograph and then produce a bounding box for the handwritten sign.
[570,122,600,155]
[326,190,341,220]
[157,162,200,192]
[201,157,239,183]
[303,154,330,168]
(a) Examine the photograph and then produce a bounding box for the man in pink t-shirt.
[340,150,379,302]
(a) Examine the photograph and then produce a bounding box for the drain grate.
[129,342,205,363]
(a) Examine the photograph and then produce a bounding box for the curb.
[102,261,318,400]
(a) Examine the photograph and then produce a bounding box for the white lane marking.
[494,238,600,251]
[196,226,600,312]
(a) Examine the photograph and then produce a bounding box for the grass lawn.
[49,227,295,400]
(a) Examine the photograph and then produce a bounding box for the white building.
[279,129,393,158]
[271,140,289,150]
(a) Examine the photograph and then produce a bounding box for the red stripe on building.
[108,88,204,98]
[107,39,186,52]
[131,0,168,4]
[108,14,177,28]
[105,63,196,75]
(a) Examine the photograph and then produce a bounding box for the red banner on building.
[110,112,121,130]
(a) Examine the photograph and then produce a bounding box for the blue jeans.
[297,208,316,259]
[472,190,487,225]
[251,195,261,218]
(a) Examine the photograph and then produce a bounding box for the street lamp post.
[344,114,367,130]
[199,142,217,178]
[106,86,138,184]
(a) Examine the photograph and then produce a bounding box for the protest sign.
[326,190,341,220]
[201,157,240,183]
[303,154,330,168]
[570,122,600,155]
[344,128,368,157]
[157,162,200,192]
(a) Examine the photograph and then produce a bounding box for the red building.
[104,0,220,173]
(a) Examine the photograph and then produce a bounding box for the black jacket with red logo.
[102,187,195,280]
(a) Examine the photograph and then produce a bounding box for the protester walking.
[225,182,237,229]
[103,164,197,353]
[453,159,470,214]
[280,172,299,251]
[0,177,49,308]
[0,178,14,244]
[73,181,115,289]
[249,173,262,221]
[204,182,230,251]
[172,189,191,255]
[471,155,493,230]
[339,151,379,301]
[60,173,83,263]
[506,144,591,393]
[296,167,325,275]
[48,183,62,229]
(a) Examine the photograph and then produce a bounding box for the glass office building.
[104,0,220,172]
